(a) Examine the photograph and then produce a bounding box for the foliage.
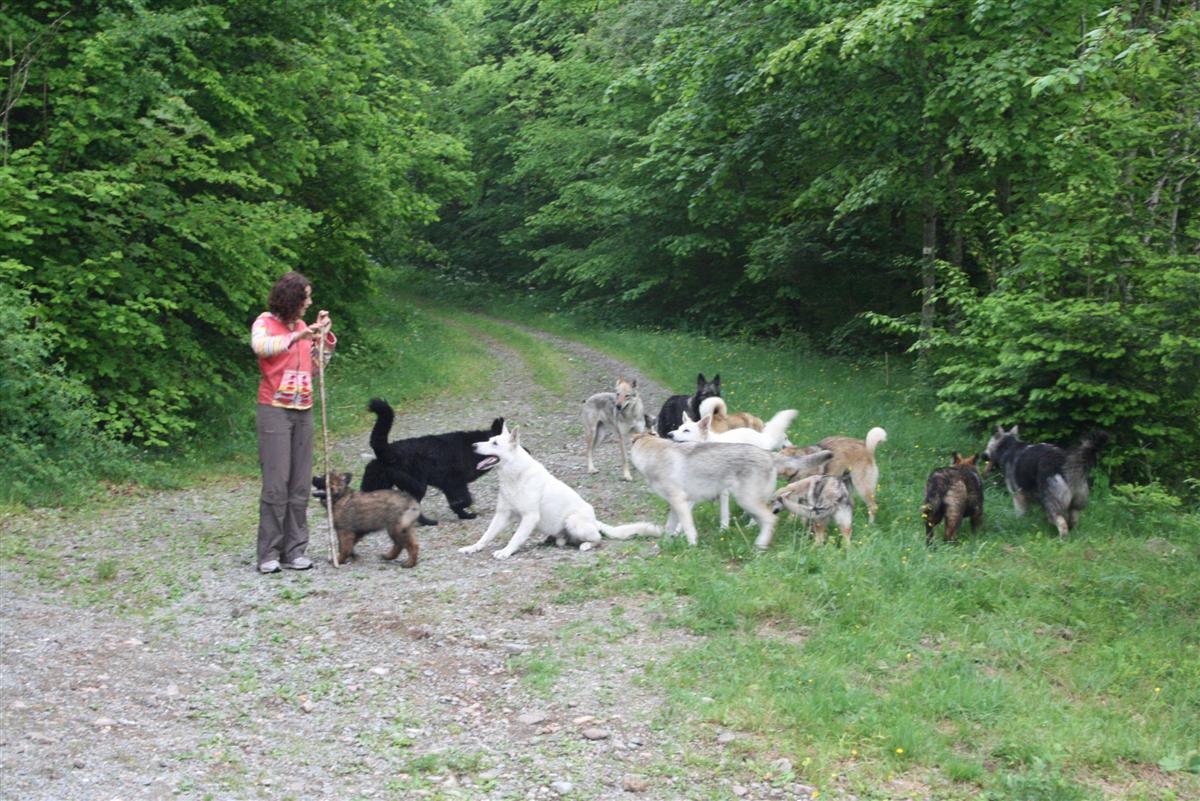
[430,0,1199,488]
[0,282,129,505]
[920,7,1200,485]
[3,0,1199,492]
[0,0,470,445]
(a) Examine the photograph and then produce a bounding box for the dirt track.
[0,324,821,801]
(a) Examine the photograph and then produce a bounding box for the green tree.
[1,0,470,444]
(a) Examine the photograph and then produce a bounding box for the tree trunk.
[919,161,939,366]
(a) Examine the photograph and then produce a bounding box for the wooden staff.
[317,332,339,567]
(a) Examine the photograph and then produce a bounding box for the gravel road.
[1,323,819,801]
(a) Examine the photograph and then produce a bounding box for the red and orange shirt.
[251,312,336,409]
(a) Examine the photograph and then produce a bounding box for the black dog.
[361,399,503,526]
[984,426,1108,538]
[655,373,721,438]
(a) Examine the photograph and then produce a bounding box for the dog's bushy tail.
[1064,430,1109,482]
[698,396,727,419]
[920,483,942,520]
[762,409,799,449]
[367,398,395,461]
[597,521,662,540]
[865,427,888,455]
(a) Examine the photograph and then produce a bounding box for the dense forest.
[2,0,1198,491]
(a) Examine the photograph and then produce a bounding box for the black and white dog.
[655,373,720,439]
[361,398,503,525]
[984,425,1108,537]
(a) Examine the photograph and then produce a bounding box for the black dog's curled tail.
[1065,430,1109,480]
[368,398,396,461]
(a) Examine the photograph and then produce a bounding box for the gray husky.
[630,432,831,549]
[582,376,647,481]
[984,426,1108,537]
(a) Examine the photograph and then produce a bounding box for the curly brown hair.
[267,271,311,323]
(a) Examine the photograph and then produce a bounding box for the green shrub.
[0,283,129,506]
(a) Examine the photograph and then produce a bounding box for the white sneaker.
[258,560,281,574]
[281,556,313,570]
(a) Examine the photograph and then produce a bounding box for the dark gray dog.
[984,426,1108,537]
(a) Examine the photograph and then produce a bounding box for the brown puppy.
[779,426,887,523]
[698,397,764,433]
[312,472,421,566]
[921,453,984,545]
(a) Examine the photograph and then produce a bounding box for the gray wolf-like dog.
[459,423,661,560]
[984,426,1108,537]
[582,376,647,481]
[779,426,887,523]
[312,472,422,566]
[921,452,984,545]
[630,432,831,549]
[771,473,854,546]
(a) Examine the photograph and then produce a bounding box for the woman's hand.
[314,309,332,336]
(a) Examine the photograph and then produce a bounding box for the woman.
[251,271,335,573]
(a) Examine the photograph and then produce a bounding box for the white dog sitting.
[459,423,661,559]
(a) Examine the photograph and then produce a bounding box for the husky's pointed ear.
[952,451,963,463]
[699,414,712,432]
[994,424,1005,435]
[696,373,706,387]
[962,453,978,466]
[713,374,721,388]
[1010,424,1019,437]
[681,411,693,424]
[509,426,520,446]
[630,378,637,389]
[491,417,504,434]
[342,471,354,487]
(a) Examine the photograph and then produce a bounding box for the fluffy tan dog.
[698,397,764,433]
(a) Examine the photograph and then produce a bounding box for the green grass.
[402,274,1200,800]
[509,648,566,695]
[432,306,571,395]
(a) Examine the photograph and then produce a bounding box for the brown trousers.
[256,404,314,565]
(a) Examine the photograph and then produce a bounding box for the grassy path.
[2,306,1197,801]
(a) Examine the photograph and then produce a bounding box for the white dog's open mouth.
[477,456,500,471]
